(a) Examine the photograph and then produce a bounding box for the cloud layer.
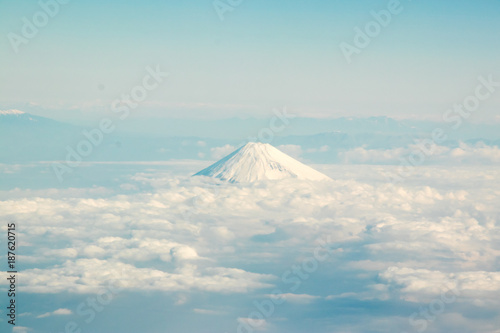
[1,164,499,332]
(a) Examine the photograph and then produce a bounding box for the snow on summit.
[194,142,331,183]
[0,109,25,115]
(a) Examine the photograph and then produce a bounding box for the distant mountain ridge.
[0,109,82,162]
[1,110,498,164]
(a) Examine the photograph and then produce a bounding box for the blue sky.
[1,0,499,120]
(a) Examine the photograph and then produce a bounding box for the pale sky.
[1,0,499,121]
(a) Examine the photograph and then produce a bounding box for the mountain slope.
[194,142,331,182]
[0,110,84,162]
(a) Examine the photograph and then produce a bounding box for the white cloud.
[36,308,73,318]
[339,142,500,165]
[339,146,407,164]
[170,245,199,260]
[193,308,225,315]
[277,144,303,159]
[271,293,321,304]
[12,258,274,294]
[1,163,500,331]
[446,142,500,163]
[326,284,390,301]
[44,248,78,258]
[53,308,73,315]
[237,317,268,331]
[210,144,235,160]
[306,145,330,153]
[380,267,500,303]
[36,312,51,318]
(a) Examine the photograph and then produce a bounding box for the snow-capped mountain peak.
[194,142,331,183]
[0,109,26,115]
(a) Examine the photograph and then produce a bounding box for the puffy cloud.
[53,308,73,315]
[447,142,500,163]
[1,163,500,331]
[306,145,330,153]
[271,293,321,304]
[210,144,235,160]
[339,146,406,164]
[277,144,303,159]
[380,267,500,303]
[237,317,269,331]
[339,142,500,165]
[9,258,274,294]
[44,248,78,258]
[193,308,225,315]
[36,308,72,318]
[170,245,199,261]
[326,284,390,301]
